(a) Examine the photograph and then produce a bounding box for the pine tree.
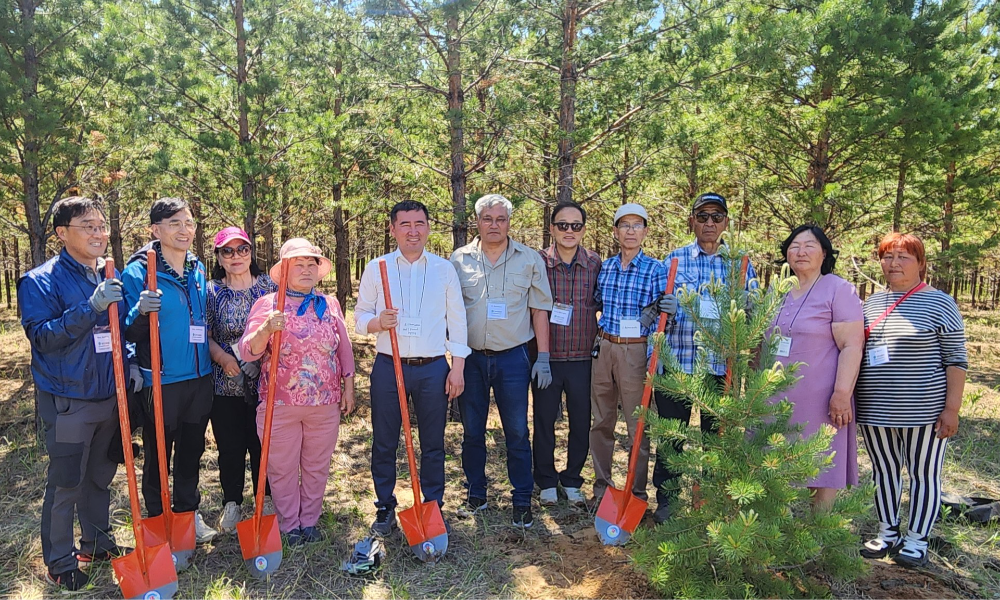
[632,249,872,599]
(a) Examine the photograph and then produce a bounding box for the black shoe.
[300,526,323,543]
[893,538,929,568]
[371,506,397,537]
[860,524,903,559]
[46,568,89,591]
[512,505,533,529]
[285,527,305,547]
[75,543,131,563]
[457,496,488,518]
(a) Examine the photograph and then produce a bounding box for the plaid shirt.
[664,240,758,375]
[595,250,667,337]
[540,245,602,361]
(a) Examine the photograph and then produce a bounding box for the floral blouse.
[240,293,355,407]
[207,275,277,396]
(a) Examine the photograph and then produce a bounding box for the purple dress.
[770,274,862,489]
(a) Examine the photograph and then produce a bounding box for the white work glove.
[129,363,143,392]
[532,352,553,389]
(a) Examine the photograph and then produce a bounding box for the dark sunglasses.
[218,244,252,258]
[553,222,584,232]
[694,212,726,224]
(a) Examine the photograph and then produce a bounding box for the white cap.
[613,203,649,225]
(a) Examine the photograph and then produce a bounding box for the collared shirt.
[664,240,759,375]
[540,245,602,361]
[355,249,471,359]
[451,237,553,352]
[155,243,197,281]
[594,250,667,337]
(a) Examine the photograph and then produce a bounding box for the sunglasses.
[218,244,252,258]
[553,222,584,232]
[694,212,726,224]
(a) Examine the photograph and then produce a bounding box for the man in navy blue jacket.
[121,197,218,544]
[18,196,141,590]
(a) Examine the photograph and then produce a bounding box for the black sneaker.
[860,524,903,559]
[46,568,89,591]
[300,526,323,543]
[75,544,131,563]
[512,505,533,529]
[285,527,305,547]
[652,503,670,525]
[457,496,488,518]
[371,506,397,537]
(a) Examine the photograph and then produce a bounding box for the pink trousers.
[257,403,341,532]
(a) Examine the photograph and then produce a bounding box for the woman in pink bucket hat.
[206,227,277,534]
[239,238,356,545]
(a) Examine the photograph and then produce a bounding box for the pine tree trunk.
[2,239,11,309]
[235,0,257,245]
[893,157,907,232]
[190,196,205,264]
[19,0,46,267]
[938,161,956,289]
[556,0,578,205]
[446,14,467,250]
[108,187,125,269]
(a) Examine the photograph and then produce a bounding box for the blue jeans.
[460,345,533,506]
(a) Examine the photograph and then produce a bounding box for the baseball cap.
[692,192,728,213]
[613,203,649,225]
[213,226,252,249]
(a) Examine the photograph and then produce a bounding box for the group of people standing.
[19,189,967,590]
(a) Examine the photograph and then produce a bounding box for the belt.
[475,344,524,356]
[600,331,647,345]
[378,353,444,367]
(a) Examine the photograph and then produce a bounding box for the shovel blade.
[399,501,448,563]
[112,541,178,600]
[236,514,283,578]
[140,515,168,548]
[594,487,647,546]
[163,511,196,571]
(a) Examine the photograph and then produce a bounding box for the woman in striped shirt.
[855,232,968,568]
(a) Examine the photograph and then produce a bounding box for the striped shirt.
[594,250,667,337]
[855,288,968,427]
[664,241,758,375]
[540,245,602,361]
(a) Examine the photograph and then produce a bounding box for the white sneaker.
[194,511,219,544]
[539,487,558,506]
[564,487,586,506]
[219,502,240,534]
[262,495,276,516]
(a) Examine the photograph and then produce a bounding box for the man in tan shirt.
[450,194,553,529]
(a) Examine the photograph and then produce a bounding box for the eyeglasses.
[616,222,646,232]
[66,224,110,235]
[479,216,509,227]
[218,244,252,258]
[694,212,727,224]
[157,219,197,231]
[553,222,584,232]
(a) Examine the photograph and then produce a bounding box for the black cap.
[692,192,728,213]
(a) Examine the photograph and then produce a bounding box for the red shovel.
[596,257,678,546]
[236,258,286,578]
[145,250,197,570]
[106,259,178,600]
[378,259,449,563]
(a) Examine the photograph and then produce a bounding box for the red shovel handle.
[145,250,174,518]
[621,258,679,496]
[378,260,424,508]
[253,259,288,522]
[106,260,147,558]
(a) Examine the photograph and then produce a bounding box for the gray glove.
[240,360,260,380]
[129,363,143,392]
[138,289,162,315]
[658,293,678,316]
[531,352,552,389]
[89,278,123,313]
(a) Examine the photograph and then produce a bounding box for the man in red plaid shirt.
[533,201,602,507]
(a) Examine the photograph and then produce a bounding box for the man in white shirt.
[355,200,470,537]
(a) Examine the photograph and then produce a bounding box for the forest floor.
[0,304,998,599]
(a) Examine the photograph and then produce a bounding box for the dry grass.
[1,302,999,599]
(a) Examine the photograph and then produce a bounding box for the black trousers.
[652,374,723,507]
[141,375,213,516]
[211,394,269,505]
[531,360,591,490]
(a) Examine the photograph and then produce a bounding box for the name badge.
[93,325,112,354]
[189,325,207,344]
[400,317,423,337]
[487,301,508,320]
[700,298,720,320]
[550,303,573,326]
[231,343,242,362]
[619,319,641,338]
[775,335,792,357]
[868,345,890,366]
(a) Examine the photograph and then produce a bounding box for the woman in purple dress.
[770,225,865,510]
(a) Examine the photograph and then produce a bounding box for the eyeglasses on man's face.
[478,216,509,227]
[616,222,646,232]
[553,222,584,232]
[694,212,727,224]
[158,219,197,231]
[218,244,252,258]
[66,223,110,235]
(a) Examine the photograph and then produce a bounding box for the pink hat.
[213,227,251,249]
[270,238,333,281]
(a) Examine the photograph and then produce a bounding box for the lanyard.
[779,275,820,334]
[481,243,508,299]
[395,256,426,316]
[864,282,927,341]
[556,257,577,305]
